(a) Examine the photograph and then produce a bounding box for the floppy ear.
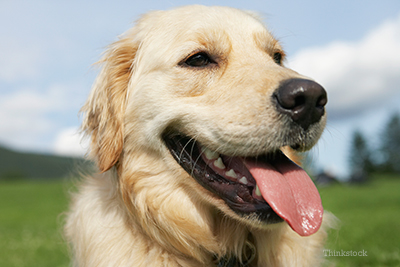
[81,35,138,172]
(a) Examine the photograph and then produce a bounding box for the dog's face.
[83,6,327,238]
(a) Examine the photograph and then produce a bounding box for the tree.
[379,112,400,173]
[349,130,374,175]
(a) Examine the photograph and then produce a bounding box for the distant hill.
[0,146,94,180]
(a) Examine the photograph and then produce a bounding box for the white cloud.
[0,88,54,139]
[0,83,86,152]
[288,12,400,118]
[53,127,88,157]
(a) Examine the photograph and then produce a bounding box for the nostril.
[317,94,328,109]
[294,95,306,108]
[275,87,307,110]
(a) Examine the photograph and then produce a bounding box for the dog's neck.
[215,256,246,267]
[214,239,256,267]
[215,256,240,267]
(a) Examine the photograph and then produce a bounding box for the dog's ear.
[81,35,138,172]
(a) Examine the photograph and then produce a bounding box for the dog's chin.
[162,132,286,225]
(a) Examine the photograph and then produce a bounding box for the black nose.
[274,78,327,130]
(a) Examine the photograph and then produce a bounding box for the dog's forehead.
[137,6,280,54]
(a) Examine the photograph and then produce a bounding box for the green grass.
[0,175,399,266]
[320,174,400,267]
[0,180,71,267]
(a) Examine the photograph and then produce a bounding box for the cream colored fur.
[65,5,333,266]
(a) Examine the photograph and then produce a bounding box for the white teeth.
[255,185,262,197]
[225,169,237,179]
[214,157,226,169]
[202,146,219,160]
[239,176,248,185]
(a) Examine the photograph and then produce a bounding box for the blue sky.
[1,0,400,179]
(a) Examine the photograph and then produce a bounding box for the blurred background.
[0,1,399,266]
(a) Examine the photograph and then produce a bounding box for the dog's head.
[82,5,327,239]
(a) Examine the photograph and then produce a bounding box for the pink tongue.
[243,155,323,236]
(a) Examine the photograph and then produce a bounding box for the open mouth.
[163,132,323,236]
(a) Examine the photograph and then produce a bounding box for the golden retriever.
[65,5,332,267]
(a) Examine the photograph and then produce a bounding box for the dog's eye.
[184,52,214,67]
[273,52,283,65]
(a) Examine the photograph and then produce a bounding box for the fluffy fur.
[65,5,333,266]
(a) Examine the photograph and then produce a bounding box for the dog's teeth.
[239,176,248,185]
[202,147,219,160]
[225,169,237,179]
[255,185,262,197]
[214,157,226,169]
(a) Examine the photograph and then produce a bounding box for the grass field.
[320,174,400,267]
[0,181,71,267]
[0,175,399,266]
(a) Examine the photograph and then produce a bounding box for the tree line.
[349,112,400,176]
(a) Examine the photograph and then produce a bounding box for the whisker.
[191,140,203,177]
[179,136,196,165]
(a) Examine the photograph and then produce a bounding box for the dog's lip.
[162,132,284,224]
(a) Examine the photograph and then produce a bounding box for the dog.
[65,5,332,267]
